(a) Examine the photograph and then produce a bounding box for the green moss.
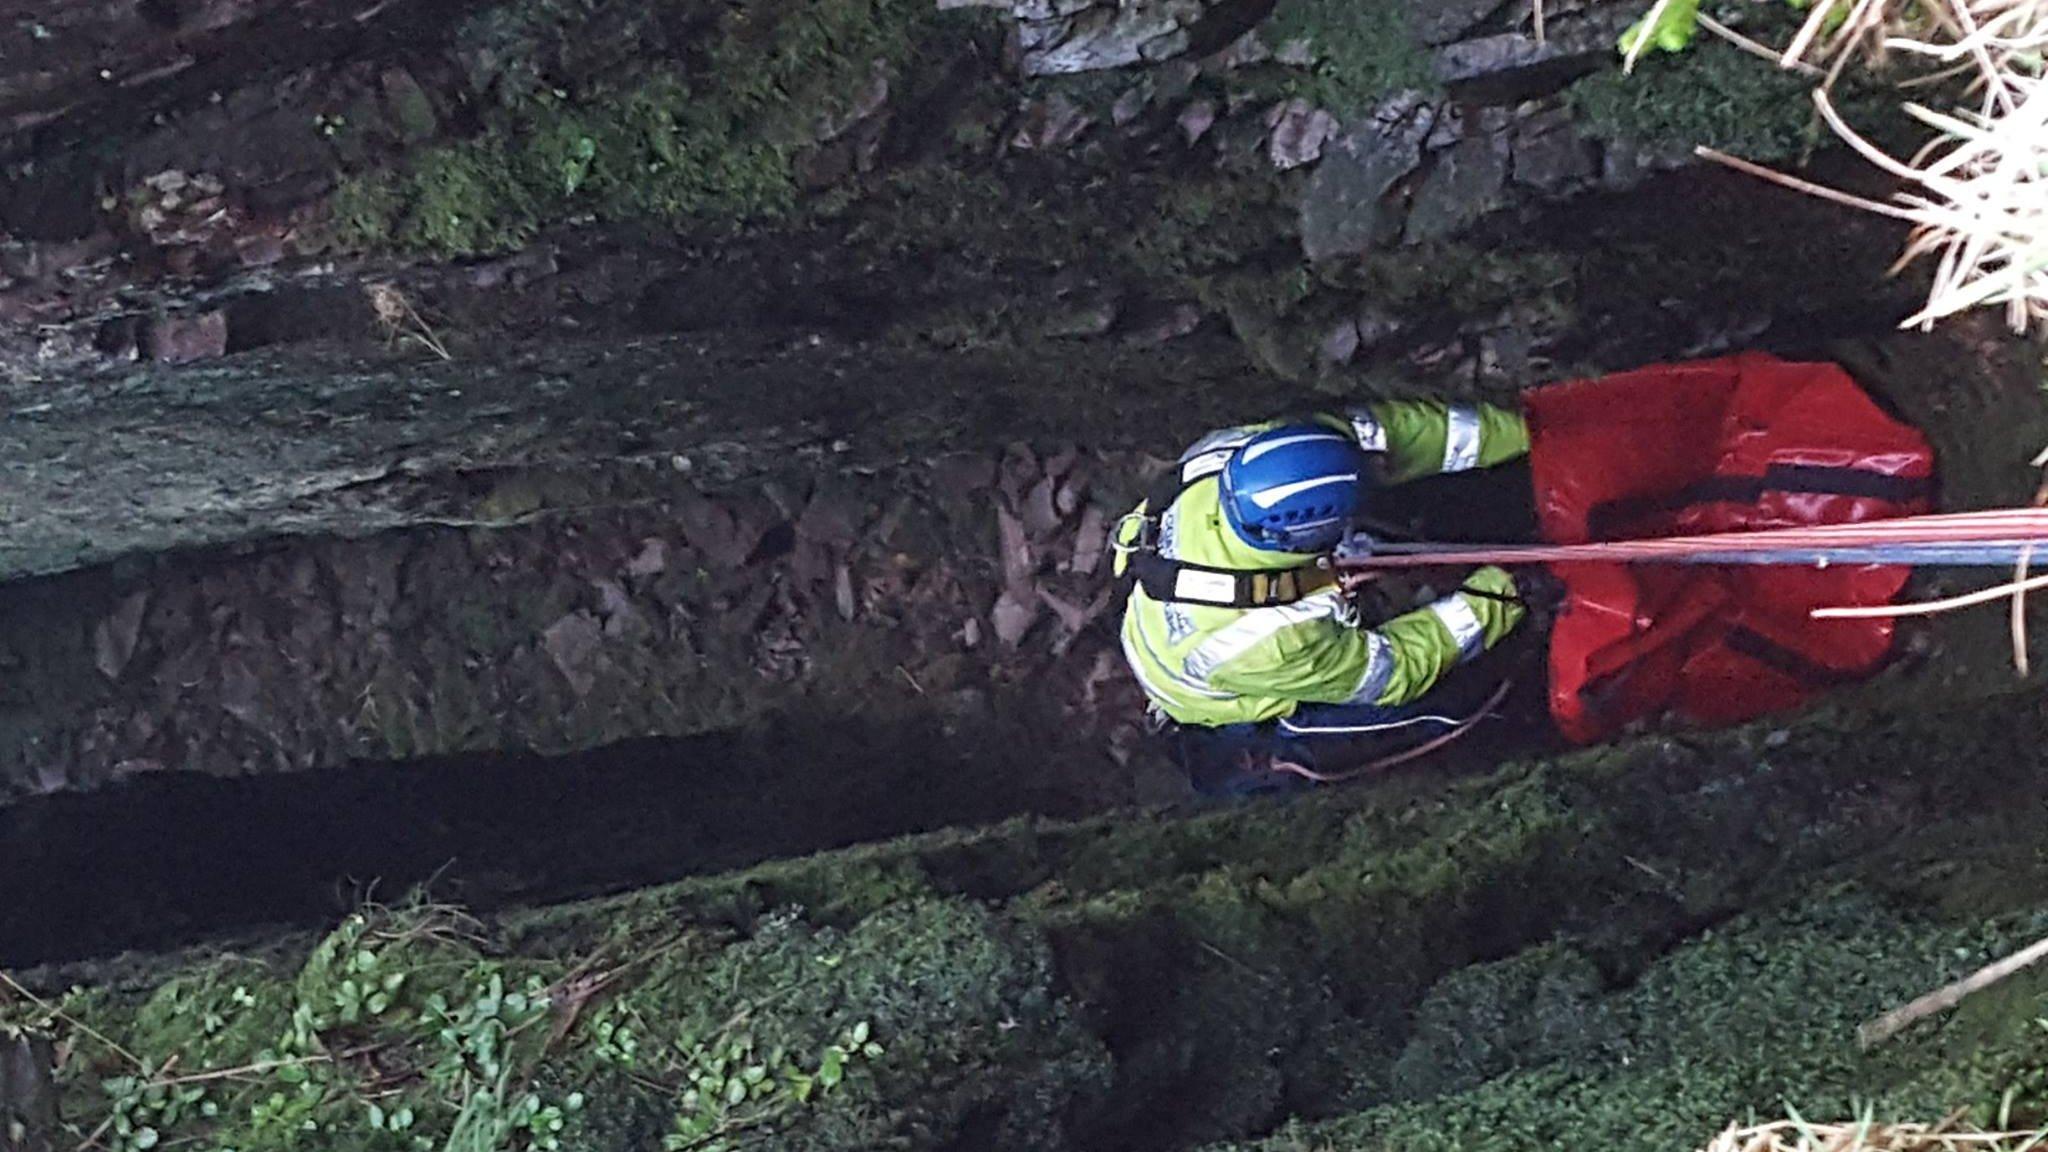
[1209,895,2048,1152]
[1125,174,1302,282]
[325,175,405,250]
[1386,944,1614,1102]
[1204,265,1321,379]
[1262,0,1436,117]
[1567,37,1821,160]
[1566,1,1914,163]
[29,696,2048,1151]
[334,0,936,256]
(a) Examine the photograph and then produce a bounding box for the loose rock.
[142,310,228,363]
[1010,93,1094,151]
[1405,129,1510,241]
[1299,94,1436,262]
[543,611,604,696]
[93,591,150,681]
[0,1032,57,1152]
[1071,507,1109,575]
[1017,0,1205,75]
[1432,6,1633,97]
[1177,99,1217,145]
[991,588,1038,647]
[1510,107,1598,193]
[1267,98,1339,171]
[1412,0,1512,45]
[623,538,669,580]
[1320,318,1361,366]
[1123,300,1204,346]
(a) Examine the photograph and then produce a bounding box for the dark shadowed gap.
[0,709,1100,968]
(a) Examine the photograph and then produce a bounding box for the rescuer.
[1113,401,1531,794]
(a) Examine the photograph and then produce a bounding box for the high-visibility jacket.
[1115,401,1530,728]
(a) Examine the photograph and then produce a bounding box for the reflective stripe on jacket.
[1115,400,1529,727]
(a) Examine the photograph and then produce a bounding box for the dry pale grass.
[1695,0,2048,332]
[367,282,453,361]
[1702,1115,2046,1152]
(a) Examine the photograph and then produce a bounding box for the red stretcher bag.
[1525,352,1935,744]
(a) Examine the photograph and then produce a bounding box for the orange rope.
[1267,681,1514,784]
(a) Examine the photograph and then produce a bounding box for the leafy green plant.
[99,1065,215,1152]
[587,1004,644,1068]
[1618,0,1702,60]
[1616,0,1848,61]
[661,1020,883,1151]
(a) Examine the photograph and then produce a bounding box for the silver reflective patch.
[1344,632,1394,704]
[1346,408,1388,453]
[1443,405,1482,472]
[1430,595,1486,659]
[1181,425,1259,462]
[1183,592,1347,683]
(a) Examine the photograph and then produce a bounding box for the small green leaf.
[819,1046,846,1089]
[565,1093,585,1112]
[862,1042,884,1059]
[851,1021,870,1046]
[1617,0,1700,58]
[369,1103,387,1129]
[791,1075,815,1104]
[134,1128,160,1150]
[725,1078,748,1106]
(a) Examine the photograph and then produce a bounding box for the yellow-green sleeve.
[1204,567,1524,708]
[1359,400,1529,485]
[1370,566,1525,706]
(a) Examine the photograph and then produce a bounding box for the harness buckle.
[1112,511,1158,555]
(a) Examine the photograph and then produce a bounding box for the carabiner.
[1111,511,1156,555]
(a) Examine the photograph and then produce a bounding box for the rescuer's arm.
[1203,567,1525,707]
[1321,401,1529,486]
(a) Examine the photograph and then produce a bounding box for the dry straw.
[1699,1114,2046,1152]
[1698,0,2048,332]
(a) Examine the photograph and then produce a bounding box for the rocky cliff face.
[5,3,2048,1151]
[0,0,2041,842]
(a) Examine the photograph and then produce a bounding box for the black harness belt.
[1121,458,1335,609]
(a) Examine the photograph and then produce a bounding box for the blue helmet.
[1220,423,1371,553]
